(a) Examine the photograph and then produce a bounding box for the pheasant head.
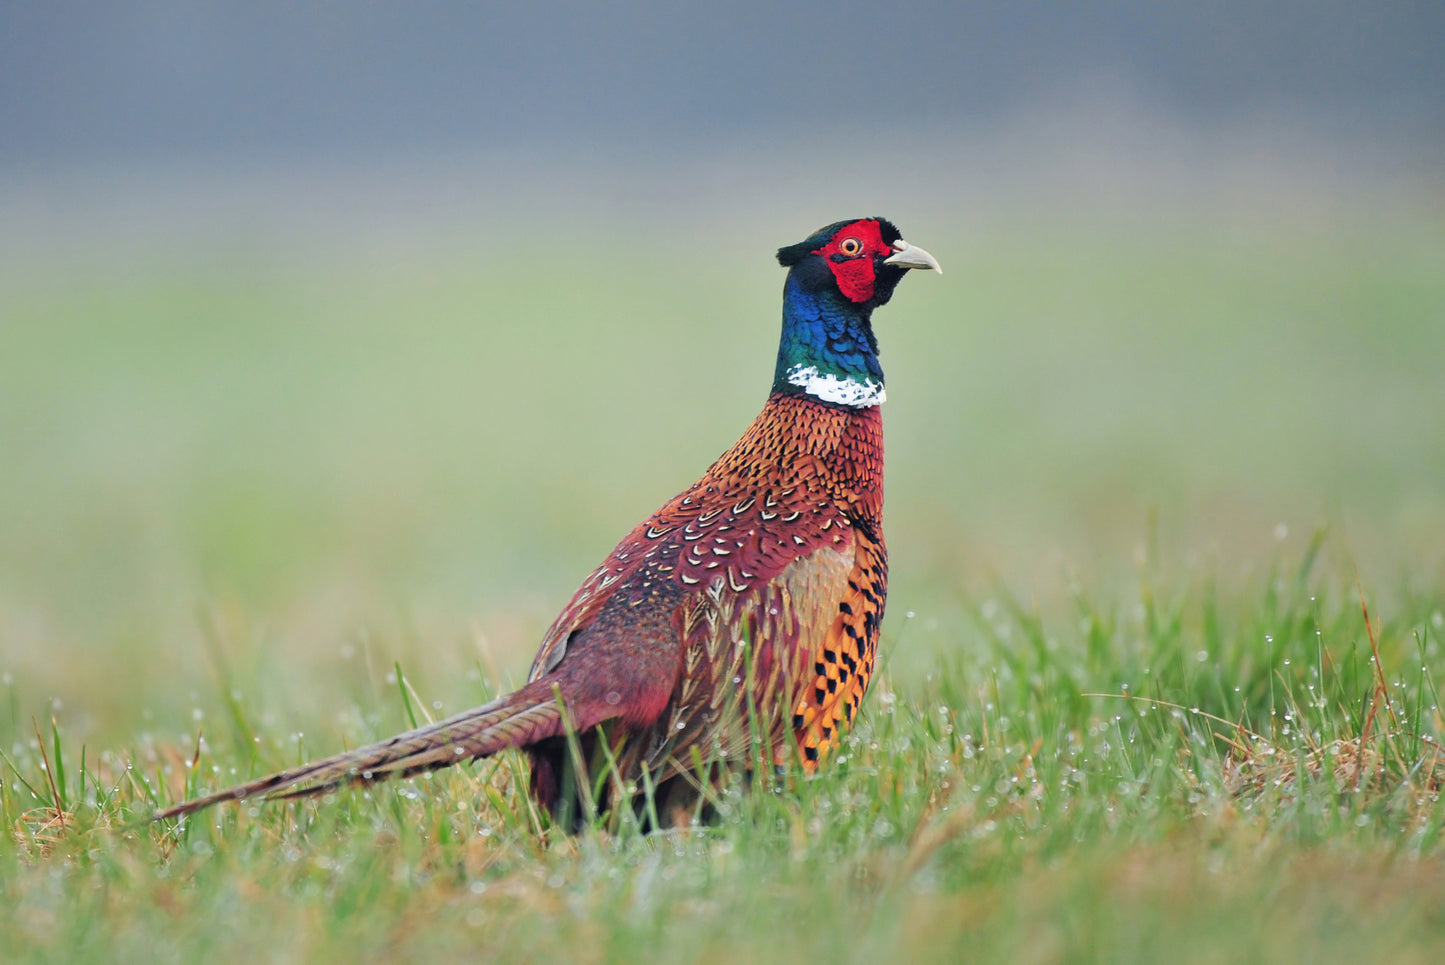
[772,218,940,407]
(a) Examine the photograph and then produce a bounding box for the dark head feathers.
[776,218,902,267]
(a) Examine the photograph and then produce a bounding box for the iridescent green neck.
[771,274,885,407]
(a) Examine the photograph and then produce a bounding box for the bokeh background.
[3,4,1443,739]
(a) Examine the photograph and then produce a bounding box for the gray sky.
[3,2,1442,165]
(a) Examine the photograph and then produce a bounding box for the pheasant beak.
[883,240,943,275]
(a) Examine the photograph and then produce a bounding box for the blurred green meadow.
[2,171,1445,960]
[4,185,1442,708]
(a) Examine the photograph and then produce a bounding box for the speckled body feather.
[154,218,938,826]
[522,392,886,817]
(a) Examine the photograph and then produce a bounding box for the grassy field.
[2,189,1444,961]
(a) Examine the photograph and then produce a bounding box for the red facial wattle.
[813,219,888,303]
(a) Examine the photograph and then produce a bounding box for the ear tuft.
[776,239,814,267]
[776,219,854,268]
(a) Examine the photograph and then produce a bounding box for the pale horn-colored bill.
[883,240,942,274]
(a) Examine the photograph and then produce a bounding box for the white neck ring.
[786,364,886,407]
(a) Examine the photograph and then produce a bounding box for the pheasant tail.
[153,679,569,819]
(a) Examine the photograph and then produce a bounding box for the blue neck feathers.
[771,273,886,407]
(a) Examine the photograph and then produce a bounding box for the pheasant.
[156,218,940,826]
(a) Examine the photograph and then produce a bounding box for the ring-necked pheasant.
[156,218,940,826]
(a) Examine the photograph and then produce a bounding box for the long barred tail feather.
[154,680,568,820]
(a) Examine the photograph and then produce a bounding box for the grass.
[2,190,1444,961]
[4,562,1444,961]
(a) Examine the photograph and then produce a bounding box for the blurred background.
[2,3,1443,738]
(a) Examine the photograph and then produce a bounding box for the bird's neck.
[771,274,885,407]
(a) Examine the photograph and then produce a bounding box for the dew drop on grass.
[1195,650,1209,662]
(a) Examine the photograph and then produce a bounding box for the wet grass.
[2,206,1444,961]
[3,564,1444,962]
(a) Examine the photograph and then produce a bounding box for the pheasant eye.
[838,237,863,256]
